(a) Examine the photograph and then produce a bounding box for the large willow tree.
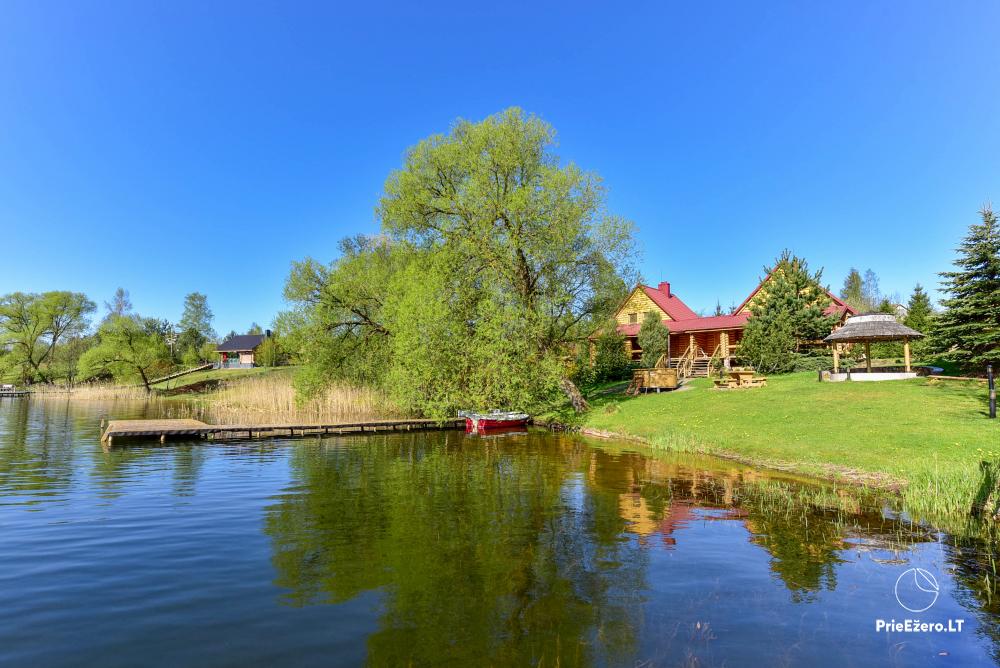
[284,108,634,415]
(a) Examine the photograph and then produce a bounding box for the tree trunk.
[138,368,152,394]
[559,377,589,413]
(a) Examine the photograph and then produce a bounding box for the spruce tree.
[935,206,1000,371]
[903,284,933,334]
[902,284,934,358]
[737,251,839,371]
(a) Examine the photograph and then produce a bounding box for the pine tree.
[935,206,1000,371]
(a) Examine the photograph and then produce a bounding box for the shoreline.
[540,418,908,493]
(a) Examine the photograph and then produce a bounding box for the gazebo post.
[903,339,911,373]
[832,344,839,373]
[864,342,872,373]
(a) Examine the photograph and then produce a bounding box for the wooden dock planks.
[101,417,465,446]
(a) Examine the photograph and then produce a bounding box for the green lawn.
[561,372,999,527]
[152,366,291,392]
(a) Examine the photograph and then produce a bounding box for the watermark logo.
[894,567,939,613]
[875,568,964,634]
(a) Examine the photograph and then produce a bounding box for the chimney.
[265,329,272,338]
[658,281,671,297]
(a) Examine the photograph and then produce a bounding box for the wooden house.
[216,334,267,369]
[601,275,855,376]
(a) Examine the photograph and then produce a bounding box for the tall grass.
[29,383,152,401]
[206,373,403,424]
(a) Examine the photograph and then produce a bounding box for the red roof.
[735,272,857,317]
[640,283,699,320]
[605,275,856,340]
[617,312,749,336]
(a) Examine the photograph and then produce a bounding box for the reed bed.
[205,373,403,425]
[29,383,152,401]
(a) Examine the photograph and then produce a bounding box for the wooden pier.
[0,390,29,398]
[100,417,465,446]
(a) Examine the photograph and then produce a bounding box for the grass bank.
[550,372,999,528]
[151,366,277,392]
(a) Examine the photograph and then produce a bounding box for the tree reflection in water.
[262,431,970,665]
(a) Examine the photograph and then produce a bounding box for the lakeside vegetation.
[547,372,999,529]
[28,367,400,425]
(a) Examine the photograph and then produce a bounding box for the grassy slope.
[564,373,998,522]
[152,366,290,392]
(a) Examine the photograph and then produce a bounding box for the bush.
[592,330,632,382]
[791,352,834,372]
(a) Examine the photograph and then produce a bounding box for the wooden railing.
[707,343,724,375]
[675,343,696,379]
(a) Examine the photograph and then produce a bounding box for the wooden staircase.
[688,356,712,378]
[666,346,713,379]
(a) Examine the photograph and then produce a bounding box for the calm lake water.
[1,398,999,667]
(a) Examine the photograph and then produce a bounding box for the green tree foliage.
[737,252,838,373]
[0,291,96,382]
[903,284,934,333]
[592,329,632,382]
[934,206,1000,371]
[637,311,670,368]
[738,312,797,374]
[280,238,398,397]
[283,109,634,415]
[50,335,93,386]
[255,335,282,367]
[78,315,171,391]
[840,268,865,312]
[902,284,934,359]
[177,292,215,361]
[840,267,888,313]
[179,292,215,339]
[247,322,263,335]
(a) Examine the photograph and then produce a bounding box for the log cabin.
[599,274,855,377]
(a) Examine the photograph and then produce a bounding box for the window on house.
[629,312,638,324]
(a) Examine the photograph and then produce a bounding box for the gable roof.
[639,284,699,321]
[216,334,265,352]
[617,312,750,337]
[734,272,857,317]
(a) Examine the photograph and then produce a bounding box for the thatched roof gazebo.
[824,313,925,376]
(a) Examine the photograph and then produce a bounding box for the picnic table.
[714,367,767,389]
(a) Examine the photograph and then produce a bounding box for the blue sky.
[2,2,998,334]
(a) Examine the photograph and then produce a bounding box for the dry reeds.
[29,383,153,401]
[206,373,402,425]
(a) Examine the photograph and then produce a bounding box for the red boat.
[461,410,530,433]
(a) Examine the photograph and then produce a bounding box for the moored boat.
[460,410,530,433]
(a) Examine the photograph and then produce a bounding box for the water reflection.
[262,432,997,665]
[1,399,999,666]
